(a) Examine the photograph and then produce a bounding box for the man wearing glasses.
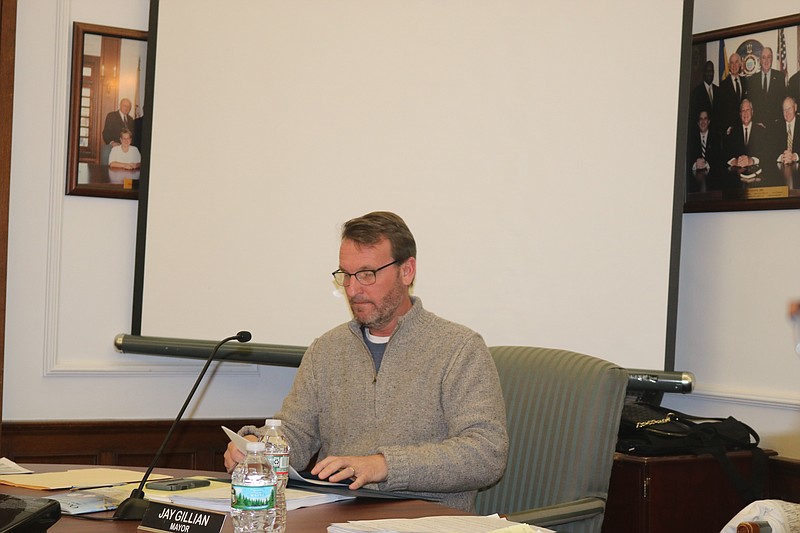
[225,211,508,512]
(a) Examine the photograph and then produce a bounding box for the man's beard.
[349,278,406,332]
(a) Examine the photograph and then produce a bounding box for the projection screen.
[132,0,691,372]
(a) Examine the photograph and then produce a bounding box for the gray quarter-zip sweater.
[242,297,508,512]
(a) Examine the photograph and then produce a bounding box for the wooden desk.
[1,465,467,532]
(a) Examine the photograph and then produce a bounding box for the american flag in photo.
[778,28,788,85]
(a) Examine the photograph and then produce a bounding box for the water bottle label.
[231,484,275,510]
[266,452,289,476]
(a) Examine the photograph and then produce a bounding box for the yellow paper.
[0,468,169,490]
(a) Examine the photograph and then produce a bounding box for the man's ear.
[401,257,416,286]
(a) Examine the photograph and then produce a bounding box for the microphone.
[113,331,252,520]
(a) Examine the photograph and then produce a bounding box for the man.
[102,98,134,146]
[775,96,800,165]
[690,60,719,125]
[749,47,786,127]
[717,53,749,133]
[724,98,767,166]
[788,69,800,106]
[101,98,135,166]
[224,211,508,512]
[687,110,721,173]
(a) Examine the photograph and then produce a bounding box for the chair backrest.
[476,346,627,532]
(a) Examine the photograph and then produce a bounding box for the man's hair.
[341,211,416,262]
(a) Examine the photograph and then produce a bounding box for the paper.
[0,458,33,475]
[328,514,553,533]
[222,425,250,453]
[721,499,800,533]
[0,468,169,490]
[46,490,119,515]
[222,426,350,488]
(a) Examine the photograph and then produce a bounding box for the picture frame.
[684,14,800,213]
[66,22,147,200]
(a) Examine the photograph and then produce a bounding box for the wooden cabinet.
[602,450,775,533]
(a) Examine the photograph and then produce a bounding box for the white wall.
[5,0,296,422]
[662,0,800,459]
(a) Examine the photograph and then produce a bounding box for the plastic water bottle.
[261,419,289,533]
[231,441,276,533]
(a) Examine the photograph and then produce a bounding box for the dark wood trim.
[0,419,258,472]
[0,0,18,438]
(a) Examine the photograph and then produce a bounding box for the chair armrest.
[505,497,605,527]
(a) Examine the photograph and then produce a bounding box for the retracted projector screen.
[133,0,691,371]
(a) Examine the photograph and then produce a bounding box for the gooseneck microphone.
[113,331,252,520]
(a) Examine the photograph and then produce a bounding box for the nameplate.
[138,501,225,533]
[745,185,789,199]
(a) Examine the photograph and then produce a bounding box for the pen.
[70,482,127,491]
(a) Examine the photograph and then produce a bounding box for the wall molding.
[41,2,256,377]
[42,0,69,376]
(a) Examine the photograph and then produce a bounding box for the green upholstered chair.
[475,346,628,533]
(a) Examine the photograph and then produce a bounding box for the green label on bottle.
[231,484,275,510]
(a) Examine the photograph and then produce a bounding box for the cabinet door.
[603,451,772,533]
[602,457,648,533]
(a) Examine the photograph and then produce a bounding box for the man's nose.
[345,280,362,297]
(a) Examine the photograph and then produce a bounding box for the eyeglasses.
[332,260,399,287]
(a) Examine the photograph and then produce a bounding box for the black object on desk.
[0,494,61,532]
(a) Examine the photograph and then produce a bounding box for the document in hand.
[327,515,554,533]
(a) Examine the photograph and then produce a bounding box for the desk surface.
[1,464,468,532]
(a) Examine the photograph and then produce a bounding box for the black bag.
[616,402,767,504]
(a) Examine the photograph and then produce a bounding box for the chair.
[475,346,628,533]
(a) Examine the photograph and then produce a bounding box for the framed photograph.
[66,22,147,200]
[685,14,800,213]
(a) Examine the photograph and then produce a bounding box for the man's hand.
[311,454,388,490]
[780,150,799,164]
[223,434,258,473]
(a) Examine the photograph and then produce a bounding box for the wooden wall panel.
[768,455,800,504]
[0,419,256,472]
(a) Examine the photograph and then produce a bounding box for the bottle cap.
[246,441,266,452]
[265,419,282,427]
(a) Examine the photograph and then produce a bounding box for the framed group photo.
[684,14,800,213]
[66,22,148,200]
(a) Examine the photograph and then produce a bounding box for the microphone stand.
[113,331,252,520]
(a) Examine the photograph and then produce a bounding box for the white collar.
[364,328,390,344]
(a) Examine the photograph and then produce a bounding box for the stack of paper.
[0,467,169,490]
[46,491,119,515]
[328,515,554,533]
